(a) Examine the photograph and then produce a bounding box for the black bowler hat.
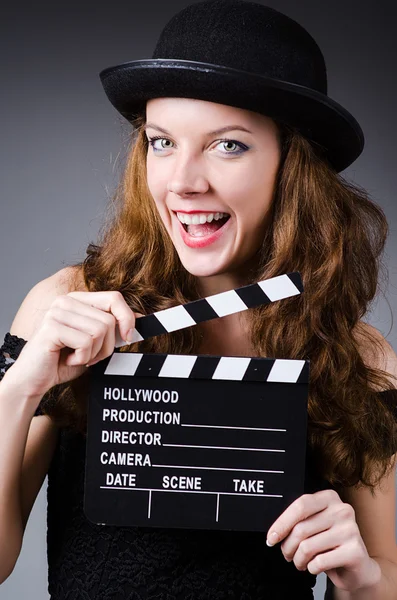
[99,0,364,173]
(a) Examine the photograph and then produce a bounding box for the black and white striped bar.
[104,353,309,384]
[114,272,303,347]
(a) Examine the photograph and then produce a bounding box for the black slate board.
[84,352,310,532]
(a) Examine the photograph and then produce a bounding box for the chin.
[178,253,217,277]
[178,257,228,279]
[182,264,224,278]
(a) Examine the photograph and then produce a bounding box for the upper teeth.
[176,212,229,225]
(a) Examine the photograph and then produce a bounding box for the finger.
[266,489,341,546]
[281,510,334,560]
[47,300,113,350]
[51,294,118,323]
[38,319,96,366]
[46,307,115,364]
[115,311,145,348]
[306,540,367,576]
[50,295,122,351]
[66,291,136,343]
[290,526,353,571]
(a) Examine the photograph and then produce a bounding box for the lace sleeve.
[0,332,45,417]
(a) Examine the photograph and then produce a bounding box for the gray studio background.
[1,1,396,598]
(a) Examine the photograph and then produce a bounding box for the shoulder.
[352,320,397,389]
[10,265,87,341]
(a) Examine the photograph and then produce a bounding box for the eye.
[147,136,248,155]
[148,136,174,151]
[217,140,245,153]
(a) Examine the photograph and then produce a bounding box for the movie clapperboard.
[84,272,310,532]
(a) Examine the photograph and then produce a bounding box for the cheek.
[146,165,161,199]
[230,169,277,225]
[146,161,169,217]
[152,200,169,227]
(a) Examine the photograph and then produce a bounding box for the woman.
[1,1,397,598]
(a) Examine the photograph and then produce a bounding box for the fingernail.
[266,532,279,547]
[125,328,134,343]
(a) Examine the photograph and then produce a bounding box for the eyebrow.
[143,122,253,136]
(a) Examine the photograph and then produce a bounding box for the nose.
[167,155,209,197]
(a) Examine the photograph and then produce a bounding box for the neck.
[198,311,253,356]
[197,272,247,298]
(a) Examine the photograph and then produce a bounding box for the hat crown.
[152,0,327,95]
[99,0,364,172]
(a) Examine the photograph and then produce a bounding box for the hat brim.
[100,59,364,173]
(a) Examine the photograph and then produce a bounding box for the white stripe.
[158,354,197,378]
[148,490,152,518]
[258,274,300,301]
[154,305,196,332]
[267,359,305,383]
[130,328,144,343]
[206,290,248,317]
[104,353,143,375]
[114,325,143,348]
[212,356,251,380]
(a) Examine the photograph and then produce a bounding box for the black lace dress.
[1,332,396,600]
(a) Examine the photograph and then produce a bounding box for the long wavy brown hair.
[42,110,397,491]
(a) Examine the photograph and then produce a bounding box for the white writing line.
[148,490,152,518]
[162,443,285,453]
[181,424,286,432]
[100,486,283,498]
[152,464,284,474]
[216,494,220,522]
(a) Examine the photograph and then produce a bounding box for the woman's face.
[145,97,281,287]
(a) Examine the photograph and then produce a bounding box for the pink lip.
[176,214,231,248]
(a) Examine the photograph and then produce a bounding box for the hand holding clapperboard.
[84,272,310,532]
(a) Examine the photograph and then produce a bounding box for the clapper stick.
[85,270,308,532]
[114,271,303,347]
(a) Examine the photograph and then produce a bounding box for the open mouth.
[175,212,231,237]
